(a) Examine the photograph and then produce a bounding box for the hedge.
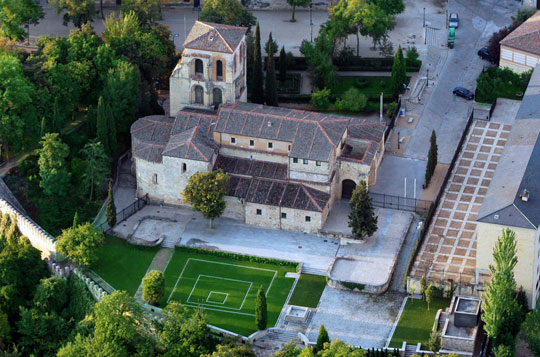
[340,281,365,291]
[177,246,299,268]
[268,56,422,73]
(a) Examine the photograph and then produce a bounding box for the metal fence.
[384,97,402,143]
[95,194,148,232]
[369,192,433,214]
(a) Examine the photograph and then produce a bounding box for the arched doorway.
[213,88,222,108]
[216,60,223,80]
[194,59,203,76]
[194,85,204,104]
[342,179,356,199]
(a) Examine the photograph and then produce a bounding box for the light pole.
[423,8,426,28]
[397,131,401,150]
[426,63,431,87]
[310,2,313,43]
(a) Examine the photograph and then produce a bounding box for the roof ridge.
[214,27,233,52]
[512,202,538,229]
[301,184,323,211]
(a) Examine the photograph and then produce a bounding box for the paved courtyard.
[410,113,516,284]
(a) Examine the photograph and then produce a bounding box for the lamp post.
[310,2,313,43]
[397,131,401,150]
[423,8,426,28]
[426,63,431,87]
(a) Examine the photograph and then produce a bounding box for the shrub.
[386,101,398,118]
[311,88,332,110]
[522,309,540,356]
[142,270,165,306]
[406,46,419,63]
[335,88,368,112]
[492,344,514,357]
[340,281,365,291]
[354,79,369,88]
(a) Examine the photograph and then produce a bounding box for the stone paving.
[410,120,512,284]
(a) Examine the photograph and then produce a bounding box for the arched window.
[194,85,204,104]
[213,88,222,108]
[216,60,223,80]
[182,163,187,173]
[195,59,203,76]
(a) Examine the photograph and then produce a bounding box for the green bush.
[311,88,332,110]
[406,46,420,63]
[335,88,368,112]
[340,281,365,291]
[386,101,398,118]
[355,79,369,88]
[476,67,525,103]
[178,246,299,267]
[142,270,165,306]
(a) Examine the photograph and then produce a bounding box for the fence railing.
[369,192,433,215]
[95,193,148,232]
[384,97,402,143]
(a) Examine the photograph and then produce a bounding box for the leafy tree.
[348,181,378,239]
[38,133,71,197]
[492,344,514,357]
[511,7,536,25]
[50,0,95,28]
[81,139,109,200]
[369,0,405,15]
[522,308,540,357]
[427,331,440,353]
[316,324,330,351]
[0,0,43,40]
[390,45,406,96]
[311,88,332,111]
[335,88,368,112]
[200,0,256,28]
[17,306,70,356]
[251,23,264,104]
[204,343,256,356]
[481,229,522,346]
[279,46,287,82]
[106,181,117,228]
[255,287,267,330]
[183,170,229,228]
[286,0,310,22]
[425,130,437,187]
[32,276,69,314]
[271,341,303,356]
[425,284,435,311]
[161,301,217,356]
[0,51,38,155]
[317,339,366,356]
[300,29,336,90]
[0,310,9,347]
[96,96,111,156]
[420,276,429,300]
[142,270,165,306]
[107,102,117,156]
[265,34,278,107]
[121,0,162,24]
[57,222,104,267]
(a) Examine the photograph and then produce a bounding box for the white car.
[449,13,459,28]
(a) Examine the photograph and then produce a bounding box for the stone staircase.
[301,266,327,276]
[161,234,178,248]
[265,329,299,343]
[404,344,417,357]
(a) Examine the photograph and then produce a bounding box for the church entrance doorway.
[213,88,222,108]
[342,179,356,199]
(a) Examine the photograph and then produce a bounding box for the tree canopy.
[121,0,162,24]
[0,0,43,40]
[38,133,71,197]
[348,180,378,239]
[56,222,104,267]
[200,0,256,28]
[50,0,95,28]
[183,171,229,228]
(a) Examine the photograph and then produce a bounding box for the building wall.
[336,160,371,198]
[500,45,540,74]
[289,156,332,184]
[217,132,291,156]
[218,145,289,164]
[245,203,281,229]
[223,196,245,220]
[476,222,538,308]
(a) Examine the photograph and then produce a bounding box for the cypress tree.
[106,181,116,228]
[255,286,267,330]
[316,324,330,351]
[348,180,378,239]
[87,104,96,138]
[96,97,110,156]
[279,46,287,82]
[72,211,79,228]
[425,130,438,187]
[106,102,117,157]
[40,117,48,138]
[265,34,278,107]
[390,45,406,97]
[252,23,264,104]
[52,96,63,133]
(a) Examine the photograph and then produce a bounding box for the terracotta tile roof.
[184,21,247,54]
[215,155,288,180]
[227,175,330,212]
[501,11,540,55]
[341,117,386,165]
[162,126,218,161]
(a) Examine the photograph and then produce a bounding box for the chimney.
[521,189,530,202]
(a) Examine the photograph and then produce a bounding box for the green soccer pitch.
[163,249,296,336]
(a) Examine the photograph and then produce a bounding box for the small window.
[293,158,298,163]
[268,142,273,149]
[152,174,158,184]
[288,145,291,151]
[303,159,308,165]
[250,140,255,147]
[281,212,287,219]
[231,137,236,144]
[316,161,321,166]
[256,209,262,216]
[182,163,187,173]
[305,216,311,222]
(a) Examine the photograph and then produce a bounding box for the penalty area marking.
[187,274,252,311]
[206,291,228,304]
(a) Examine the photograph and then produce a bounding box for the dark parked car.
[453,87,474,100]
[477,47,495,64]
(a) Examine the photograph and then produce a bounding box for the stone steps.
[301,266,326,276]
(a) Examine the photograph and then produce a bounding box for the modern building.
[476,64,540,308]
[130,22,386,234]
[500,10,540,73]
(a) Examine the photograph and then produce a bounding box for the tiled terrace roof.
[500,11,540,55]
[184,21,247,54]
[214,155,287,180]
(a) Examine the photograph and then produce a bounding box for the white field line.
[206,291,228,304]
[184,303,256,317]
[187,274,252,311]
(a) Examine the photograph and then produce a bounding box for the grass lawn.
[389,297,450,348]
[288,274,326,308]
[92,235,159,296]
[163,248,296,336]
[333,76,394,99]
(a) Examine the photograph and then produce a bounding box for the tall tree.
[57,222,104,267]
[0,0,43,40]
[481,229,522,346]
[425,130,438,187]
[251,23,264,104]
[265,34,278,107]
[81,139,109,200]
[96,96,111,156]
[142,270,165,306]
[286,0,310,22]
[316,324,330,351]
[50,0,95,28]
[121,0,162,24]
[106,181,117,228]
[106,101,117,156]
[200,0,256,28]
[369,0,405,15]
[183,171,229,229]
[300,29,336,90]
[348,181,378,239]
[38,133,71,197]
[425,284,435,311]
[390,45,406,96]
[427,331,441,354]
[255,287,267,330]
[279,46,287,83]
